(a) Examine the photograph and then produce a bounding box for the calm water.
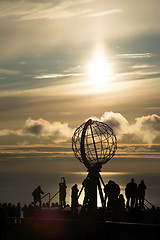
[0,172,160,208]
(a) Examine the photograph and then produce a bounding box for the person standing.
[104,180,112,208]
[15,203,21,224]
[118,194,125,210]
[138,180,146,208]
[104,180,120,210]
[71,184,79,210]
[32,186,44,207]
[125,178,137,208]
[82,176,92,210]
[59,177,67,208]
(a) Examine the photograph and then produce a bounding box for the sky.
[0,0,160,176]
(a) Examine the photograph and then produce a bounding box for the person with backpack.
[32,186,44,207]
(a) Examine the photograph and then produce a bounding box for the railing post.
[49,193,51,207]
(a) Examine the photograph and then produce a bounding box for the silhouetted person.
[21,204,28,218]
[0,204,8,240]
[82,176,92,210]
[118,194,125,209]
[104,180,112,208]
[71,184,79,210]
[104,180,120,210]
[32,186,44,207]
[8,202,15,225]
[59,177,67,208]
[111,181,120,210]
[125,183,130,208]
[138,180,146,208]
[125,178,137,208]
[15,202,21,224]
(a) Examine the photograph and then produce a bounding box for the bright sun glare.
[88,55,111,85]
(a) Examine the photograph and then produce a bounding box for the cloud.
[84,9,122,18]
[90,112,128,136]
[0,113,159,145]
[115,53,152,59]
[34,73,85,79]
[0,0,94,20]
[131,64,155,69]
[33,65,87,80]
[0,1,52,19]
[0,1,94,60]
[0,68,20,75]
[0,118,74,144]
[135,114,160,144]
[22,118,74,143]
[1,0,160,62]
[146,107,160,110]
[0,129,14,136]
[115,70,160,82]
[90,112,160,144]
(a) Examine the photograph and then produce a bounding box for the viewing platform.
[1,205,160,240]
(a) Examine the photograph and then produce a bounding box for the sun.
[88,55,111,85]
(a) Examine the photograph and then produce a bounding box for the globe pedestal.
[81,167,105,212]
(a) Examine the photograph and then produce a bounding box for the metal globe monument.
[72,119,117,211]
[72,119,117,169]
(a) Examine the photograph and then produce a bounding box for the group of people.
[32,177,68,208]
[104,178,147,210]
[104,180,121,210]
[31,178,80,210]
[125,178,147,209]
[0,202,21,224]
[31,177,79,210]
[31,177,147,211]
[70,177,147,212]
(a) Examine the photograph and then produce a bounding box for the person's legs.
[126,197,130,208]
[131,196,135,208]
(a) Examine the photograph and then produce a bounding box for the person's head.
[8,203,11,207]
[141,180,144,184]
[61,177,65,183]
[119,194,124,199]
[131,178,134,183]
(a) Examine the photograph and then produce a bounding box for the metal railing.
[144,198,155,209]
[41,191,59,207]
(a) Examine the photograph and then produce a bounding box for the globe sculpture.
[72,119,117,211]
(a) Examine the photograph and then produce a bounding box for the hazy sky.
[0,0,160,174]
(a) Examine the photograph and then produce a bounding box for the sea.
[0,171,160,208]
